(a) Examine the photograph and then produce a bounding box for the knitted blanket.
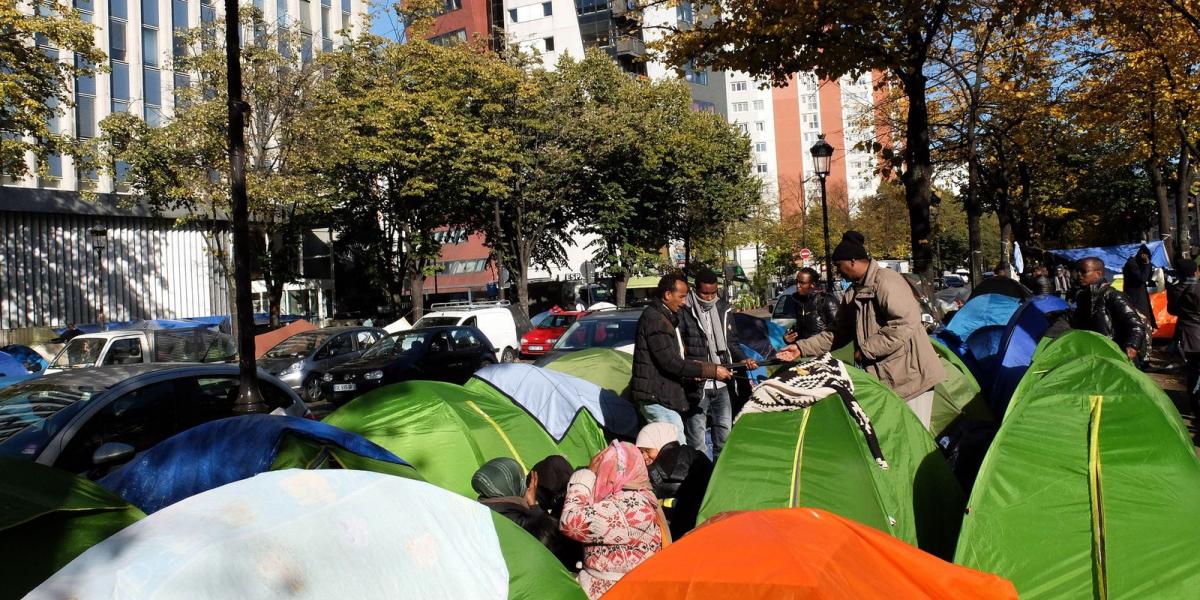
[739,354,888,469]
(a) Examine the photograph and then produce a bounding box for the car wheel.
[501,347,517,363]
[304,376,323,402]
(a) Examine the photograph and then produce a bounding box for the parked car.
[0,364,310,477]
[411,301,532,363]
[46,328,235,374]
[520,308,582,358]
[257,326,386,402]
[321,326,497,405]
[533,307,643,365]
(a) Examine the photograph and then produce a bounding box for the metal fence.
[1,211,231,331]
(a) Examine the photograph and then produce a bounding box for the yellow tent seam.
[466,399,527,470]
[1088,394,1108,600]
[789,408,812,508]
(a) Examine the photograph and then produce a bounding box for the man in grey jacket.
[777,231,945,428]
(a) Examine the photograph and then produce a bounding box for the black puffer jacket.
[1069,282,1149,352]
[679,296,748,405]
[648,441,713,539]
[1168,276,1200,354]
[791,291,840,341]
[631,300,718,412]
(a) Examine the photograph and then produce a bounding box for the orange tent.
[604,508,1017,600]
[1152,290,1177,339]
[253,319,316,358]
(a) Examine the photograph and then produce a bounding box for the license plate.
[529,345,544,352]
[333,383,356,392]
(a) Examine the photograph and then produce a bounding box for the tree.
[1,0,105,178]
[94,11,338,326]
[320,36,514,319]
[653,0,990,280]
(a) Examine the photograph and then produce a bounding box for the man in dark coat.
[1122,245,1157,330]
[677,269,756,458]
[631,272,732,442]
[1070,257,1150,363]
[783,268,840,345]
[1167,258,1200,420]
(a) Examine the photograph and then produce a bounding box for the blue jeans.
[685,385,732,460]
[639,402,686,444]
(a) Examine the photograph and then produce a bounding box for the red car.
[520,309,582,357]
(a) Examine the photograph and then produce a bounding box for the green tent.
[1,458,144,599]
[698,366,965,559]
[323,380,565,498]
[542,348,633,399]
[956,331,1200,599]
[929,338,993,436]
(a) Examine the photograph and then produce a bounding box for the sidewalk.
[1145,346,1198,452]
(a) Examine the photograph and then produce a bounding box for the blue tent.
[935,294,1022,357]
[126,319,216,331]
[468,362,638,440]
[100,415,414,514]
[986,295,1071,414]
[1048,240,1170,276]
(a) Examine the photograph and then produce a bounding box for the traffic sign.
[799,248,813,261]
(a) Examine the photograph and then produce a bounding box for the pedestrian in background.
[783,268,840,346]
[1053,265,1072,298]
[1167,258,1200,421]
[1122,245,1158,331]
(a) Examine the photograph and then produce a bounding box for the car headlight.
[322,372,334,382]
[280,361,303,375]
[364,370,384,380]
[520,337,528,344]
[548,338,559,344]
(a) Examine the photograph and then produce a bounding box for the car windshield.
[49,338,105,369]
[773,294,796,318]
[554,318,639,350]
[537,314,577,328]
[0,380,98,456]
[362,331,433,358]
[263,332,331,359]
[412,316,461,328]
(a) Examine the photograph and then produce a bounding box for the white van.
[46,328,235,374]
[411,301,532,363]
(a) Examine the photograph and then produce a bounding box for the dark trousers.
[1183,352,1200,418]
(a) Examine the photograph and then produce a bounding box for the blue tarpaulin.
[100,415,410,514]
[1048,240,1170,276]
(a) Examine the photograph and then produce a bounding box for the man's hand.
[784,330,798,343]
[741,358,759,370]
[715,366,734,380]
[775,346,800,362]
[1126,347,1139,360]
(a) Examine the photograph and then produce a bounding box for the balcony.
[615,35,646,57]
[610,0,635,18]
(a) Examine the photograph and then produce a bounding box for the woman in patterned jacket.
[560,441,670,599]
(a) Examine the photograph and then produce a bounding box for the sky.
[368,0,405,41]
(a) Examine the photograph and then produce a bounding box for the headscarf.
[472,457,526,500]
[529,455,573,514]
[636,423,679,452]
[589,441,652,500]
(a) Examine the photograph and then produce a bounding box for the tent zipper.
[1088,395,1108,600]
[466,399,528,470]
[788,408,813,508]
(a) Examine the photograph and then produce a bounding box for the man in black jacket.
[1167,258,1200,419]
[1122,245,1157,330]
[783,268,839,346]
[631,273,732,442]
[1069,257,1150,362]
[678,269,757,458]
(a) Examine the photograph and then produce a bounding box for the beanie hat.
[831,231,869,262]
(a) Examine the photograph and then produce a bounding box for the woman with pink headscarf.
[559,441,670,599]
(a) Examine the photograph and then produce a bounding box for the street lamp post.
[809,135,835,293]
[88,227,108,329]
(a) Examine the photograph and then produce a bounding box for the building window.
[802,93,817,111]
[675,1,692,23]
[111,61,130,113]
[172,0,188,57]
[755,163,768,174]
[737,123,748,134]
[803,112,818,127]
[110,19,127,61]
[143,67,162,103]
[683,63,707,85]
[752,99,764,110]
[321,3,331,37]
[578,17,612,48]
[732,101,748,112]
[443,0,461,10]
[430,28,467,46]
[141,0,158,25]
[543,1,552,15]
[46,153,63,179]
[544,36,555,51]
[575,0,608,16]
[110,0,127,19]
[276,0,288,21]
[76,94,96,138]
[509,2,551,23]
[173,72,189,104]
[754,142,767,153]
[142,27,159,66]
[731,81,747,92]
[75,0,94,15]
[755,121,765,132]
[803,132,818,143]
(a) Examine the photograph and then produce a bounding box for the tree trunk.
[899,71,935,280]
[1017,162,1032,253]
[612,261,629,307]
[493,198,506,301]
[516,243,532,318]
[409,269,426,319]
[1175,137,1192,260]
[1148,158,1174,259]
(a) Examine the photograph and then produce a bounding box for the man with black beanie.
[1168,258,1200,421]
[776,231,946,428]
